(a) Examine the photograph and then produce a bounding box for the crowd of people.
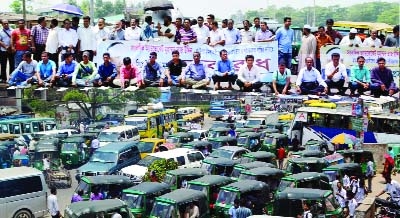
[0,15,399,96]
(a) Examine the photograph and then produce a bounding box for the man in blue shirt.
[275,17,294,69]
[182,51,211,89]
[142,52,167,87]
[35,51,56,87]
[94,52,117,87]
[212,49,237,90]
[55,53,76,87]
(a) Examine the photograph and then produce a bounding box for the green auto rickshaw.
[263,133,289,153]
[208,127,231,140]
[277,172,331,193]
[64,199,134,218]
[285,157,329,175]
[242,151,277,166]
[31,143,61,171]
[182,140,213,156]
[215,180,270,217]
[60,135,89,168]
[150,188,209,218]
[201,157,236,176]
[322,163,363,185]
[237,132,263,152]
[291,150,325,158]
[273,188,343,217]
[187,175,234,214]
[208,136,238,149]
[75,175,135,200]
[166,132,195,146]
[235,128,255,136]
[336,149,375,174]
[231,161,277,179]
[163,168,209,190]
[121,182,171,218]
[239,167,285,193]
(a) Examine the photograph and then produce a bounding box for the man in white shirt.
[339,28,362,47]
[237,54,262,92]
[296,57,327,95]
[362,29,382,48]
[77,16,96,61]
[47,187,60,218]
[376,177,400,207]
[94,18,110,44]
[157,15,176,43]
[324,53,348,95]
[124,18,141,41]
[58,19,78,61]
[192,16,210,44]
[335,181,347,208]
[223,19,241,45]
[45,19,59,69]
[208,21,225,47]
[240,20,254,43]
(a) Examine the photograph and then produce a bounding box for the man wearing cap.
[339,28,362,47]
[55,53,76,87]
[271,61,291,95]
[72,51,97,87]
[182,51,211,89]
[324,53,348,95]
[35,51,56,87]
[94,52,117,87]
[297,25,316,73]
[325,19,343,45]
[370,57,398,97]
[142,52,167,87]
[296,57,328,95]
[8,51,37,87]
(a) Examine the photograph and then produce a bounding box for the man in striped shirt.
[177,18,197,45]
[31,17,49,61]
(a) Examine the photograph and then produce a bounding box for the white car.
[221,111,242,122]
[188,130,209,141]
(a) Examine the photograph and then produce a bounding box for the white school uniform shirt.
[336,188,347,208]
[324,62,348,82]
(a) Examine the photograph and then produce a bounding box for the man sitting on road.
[236,54,262,92]
[212,49,237,90]
[94,52,117,87]
[324,53,348,95]
[72,51,97,87]
[182,51,211,89]
[141,52,167,87]
[55,53,77,87]
[271,61,291,95]
[295,57,327,95]
[164,50,187,86]
[370,57,398,97]
[349,55,370,96]
[35,51,56,87]
[8,51,37,87]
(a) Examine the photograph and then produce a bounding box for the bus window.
[150,118,157,129]
[1,124,9,133]
[32,122,40,132]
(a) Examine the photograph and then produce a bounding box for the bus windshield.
[125,117,147,130]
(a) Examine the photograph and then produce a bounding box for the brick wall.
[363,143,388,172]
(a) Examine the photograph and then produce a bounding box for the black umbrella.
[144,0,174,11]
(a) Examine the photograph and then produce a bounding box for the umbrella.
[330,133,357,144]
[144,0,174,11]
[51,3,84,16]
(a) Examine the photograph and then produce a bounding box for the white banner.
[94,41,279,83]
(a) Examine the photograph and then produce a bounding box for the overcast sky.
[1,0,398,18]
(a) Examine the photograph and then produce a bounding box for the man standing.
[55,53,76,87]
[271,61,291,95]
[237,55,262,92]
[164,50,187,86]
[229,199,239,218]
[72,51,97,87]
[109,20,125,40]
[275,17,293,69]
[205,14,215,30]
[240,20,254,43]
[182,52,211,89]
[192,16,209,44]
[94,52,117,87]
[208,21,225,47]
[0,19,14,82]
[212,49,237,90]
[157,16,176,43]
[35,51,56,87]
[30,17,49,61]
[77,16,96,61]
[90,136,100,155]
[142,52,166,87]
[177,18,197,45]
[223,19,241,45]
[255,22,274,42]
[339,28,362,47]
[11,19,31,68]
[370,57,398,97]
[58,19,78,61]
[235,199,252,218]
[46,19,60,70]
[384,25,399,47]
[141,16,155,41]
[94,18,109,43]
[124,18,141,41]
[324,53,348,95]
[277,146,285,170]
[325,19,342,45]
[297,25,316,73]
[350,56,370,96]
[315,26,333,72]
[251,17,261,32]
[48,187,61,218]
[296,57,327,95]
[8,51,37,87]
[362,30,382,48]
[71,17,80,31]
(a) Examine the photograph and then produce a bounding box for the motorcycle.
[375,194,400,218]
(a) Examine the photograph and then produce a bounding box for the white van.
[98,125,140,147]
[0,167,47,218]
[120,148,205,184]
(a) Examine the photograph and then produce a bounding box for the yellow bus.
[125,109,177,139]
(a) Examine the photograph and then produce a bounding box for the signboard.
[294,112,307,122]
[351,118,364,132]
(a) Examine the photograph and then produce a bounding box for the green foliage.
[79,0,90,15]
[133,87,162,105]
[62,89,89,102]
[28,99,56,117]
[10,0,23,14]
[68,0,78,6]
[114,0,126,13]
[143,159,178,182]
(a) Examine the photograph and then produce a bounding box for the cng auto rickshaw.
[150,189,209,218]
[137,138,166,158]
[163,168,209,190]
[278,172,331,193]
[31,143,61,171]
[121,182,171,218]
[273,188,343,217]
[215,180,271,217]
[242,151,277,166]
[237,132,263,151]
[201,157,236,176]
[166,132,194,146]
[231,161,277,179]
[322,163,363,185]
[187,175,234,214]
[291,150,325,158]
[182,140,213,156]
[64,199,134,218]
[75,175,135,200]
[60,135,89,168]
[239,167,285,192]
[208,136,238,149]
[263,133,289,153]
[208,127,231,139]
[336,149,375,174]
[285,157,329,175]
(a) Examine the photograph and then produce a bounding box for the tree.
[68,0,78,6]
[114,0,126,14]
[143,159,178,182]
[10,0,23,14]
[79,0,90,15]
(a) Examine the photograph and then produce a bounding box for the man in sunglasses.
[182,52,211,89]
[141,52,167,87]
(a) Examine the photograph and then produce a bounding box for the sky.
[1,0,398,18]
